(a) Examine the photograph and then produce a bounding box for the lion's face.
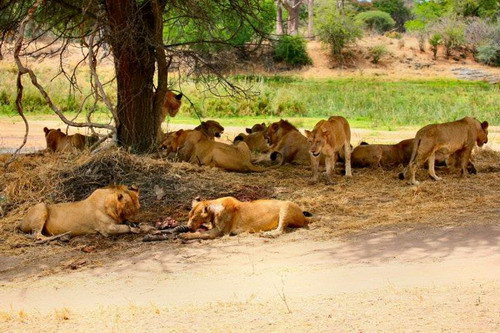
[476,120,489,147]
[199,121,224,138]
[104,185,140,222]
[246,123,266,134]
[160,130,184,153]
[305,128,328,157]
[264,122,280,145]
[163,91,182,117]
[187,198,213,231]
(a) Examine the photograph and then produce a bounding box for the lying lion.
[401,117,488,185]
[18,185,142,239]
[160,120,225,160]
[233,122,269,153]
[180,196,312,240]
[351,139,414,168]
[265,119,310,165]
[44,127,99,153]
[162,129,265,172]
[305,116,352,184]
[194,120,224,139]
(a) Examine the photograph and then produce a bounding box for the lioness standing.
[181,196,311,240]
[401,117,489,185]
[305,116,352,184]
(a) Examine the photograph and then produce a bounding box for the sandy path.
[1,117,500,152]
[1,224,499,331]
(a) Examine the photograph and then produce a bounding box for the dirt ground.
[1,120,500,331]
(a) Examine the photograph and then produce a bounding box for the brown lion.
[305,116,352,184]
[265,119,310,165]
[44,127,99,153]
[351,138,414,168]
[401,117,488,185]
[18,185,142,239]
[194,120,225,139]
[233,123,269,153]
[161,91,183,118]
[180,196,312,240]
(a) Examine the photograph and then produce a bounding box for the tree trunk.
[104,0,164,153]
[287,0,301,36]
[276,1,284,36]
[307,0,314,39]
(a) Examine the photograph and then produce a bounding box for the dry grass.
[0,148,499,280]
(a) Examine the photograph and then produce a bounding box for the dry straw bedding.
[0,148,499,276]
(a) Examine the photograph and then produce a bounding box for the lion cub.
[305,116,352,184]
[181,196,312,240]
[18,185,141,239]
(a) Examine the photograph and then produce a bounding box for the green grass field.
[1,63,498,129]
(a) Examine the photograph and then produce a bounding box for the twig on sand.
[274,275,292,314]
[35,232,71,245]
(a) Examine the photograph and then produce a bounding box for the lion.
[180,196,312,240]
[305,116,352,184]
[194,120,224,139]
[233,123,269,153]
[265,119,310,165]
[189,136,266,172]
[161,91,183,118]
[351,139,414,168]
[44,127,99,153]
[400,117,488,185]
[17,185,143,239]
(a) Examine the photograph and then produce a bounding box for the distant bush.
[356,11,396,33]
[273,35,312,67]
[405,19,427,52]
[429,33,442,59]
[370,44,389,63]
[476,44,500,66]
[316,5,363,63]
[373,0,412,31]
[385,31,402,39]
[430,16,466,58]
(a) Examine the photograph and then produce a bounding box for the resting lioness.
[233,123,269,153]
[305,116,352,184]
[265,119,310,165]
[351,139,414,168]
[194,120,225,139]
[180,196,312,240]
[18,185,142,239]
[44,127,99,153]
[401,117,488,185]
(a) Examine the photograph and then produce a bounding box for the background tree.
[0,0,269,153]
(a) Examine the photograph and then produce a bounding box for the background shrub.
[430,16,466,58]
[315,5,363,63]
[356,11,396,33]
[273,35,312,67]
[429,33,442,59]
[476,43,500,66]
[373,0,411,31]
[370,44,389,63]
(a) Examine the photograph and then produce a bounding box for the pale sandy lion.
[305,116,352,184]
[401,117,488,185]
[180,196,312,240]
[18,185,142,239]
[44,127,98,153]
[265,119,310,165]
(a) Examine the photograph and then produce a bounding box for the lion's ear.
[481,121,489,130]
[175,93,183,100]
[304,130,311,138]
[176,129,184,136]
[117,193,124,201]
[246,128,252,134]
[192,196,201,207]
[272,123,278,130]
[129,185,139,192]
[43,127,49,134]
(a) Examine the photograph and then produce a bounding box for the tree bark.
[275,1,284,36]
[104,0,164,153]
[307,0,314,39]
[287,0,301,36]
